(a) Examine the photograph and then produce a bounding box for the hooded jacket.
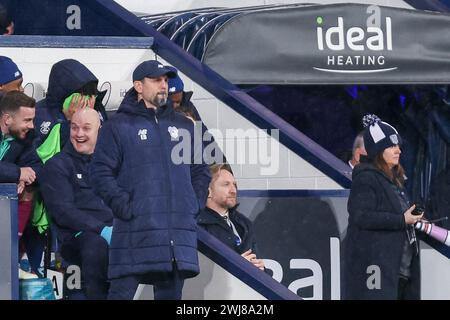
[343,162,420,300]
[178,91,201,121]
[90,88,210,280]
[34,59,106,148]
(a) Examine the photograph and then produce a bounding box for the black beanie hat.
[362,114,402,160]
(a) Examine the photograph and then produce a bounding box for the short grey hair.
[352,131,365,156]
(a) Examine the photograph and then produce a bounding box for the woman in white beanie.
[343,114,423,300]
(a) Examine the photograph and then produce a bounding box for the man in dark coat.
[40,108,113,299]
[198,163,264,271]
[343,115,422,300]
[90,60,211,300]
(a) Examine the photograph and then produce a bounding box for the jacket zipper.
[155,113,176,265]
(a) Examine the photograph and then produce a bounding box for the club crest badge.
[390,134,399,145]
[168,126,179,140]
[138,129,148,140]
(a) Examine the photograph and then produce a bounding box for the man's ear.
[3,113,13,126]
[207,187,212,198]
[133,80,142,94]
[6,22,14,35]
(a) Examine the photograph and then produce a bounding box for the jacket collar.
[198,206,240,225]
[353,162,396,185]
[1,129,35,145]
[117,88,174,120]
[63,141,92,162]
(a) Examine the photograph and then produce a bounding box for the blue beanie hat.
[168,74,184,94]
[0,56,22,85]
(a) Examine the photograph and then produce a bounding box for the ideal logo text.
[313,6,397,74]
[317,17,392,51]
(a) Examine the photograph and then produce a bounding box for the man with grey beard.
[90,60,211,300]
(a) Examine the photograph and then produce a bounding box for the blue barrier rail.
[0,184,18,300]
[0,35,153,48]
[239,189,350,198]
[197,227,301,300]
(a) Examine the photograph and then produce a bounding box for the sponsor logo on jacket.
[168,126,179,140]
[138,129,148,140]
[40,121,51,135]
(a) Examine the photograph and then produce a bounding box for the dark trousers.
[108,264,184,300]
[22,224,47,274]
[398,276,411,300]
[61,231,109,300]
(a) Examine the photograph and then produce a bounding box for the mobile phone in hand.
[412,205,425,216]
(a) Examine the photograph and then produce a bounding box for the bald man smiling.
[70,108,100,155]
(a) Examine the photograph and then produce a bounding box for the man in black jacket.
[198,163,265,270]
[40,108,113,299]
